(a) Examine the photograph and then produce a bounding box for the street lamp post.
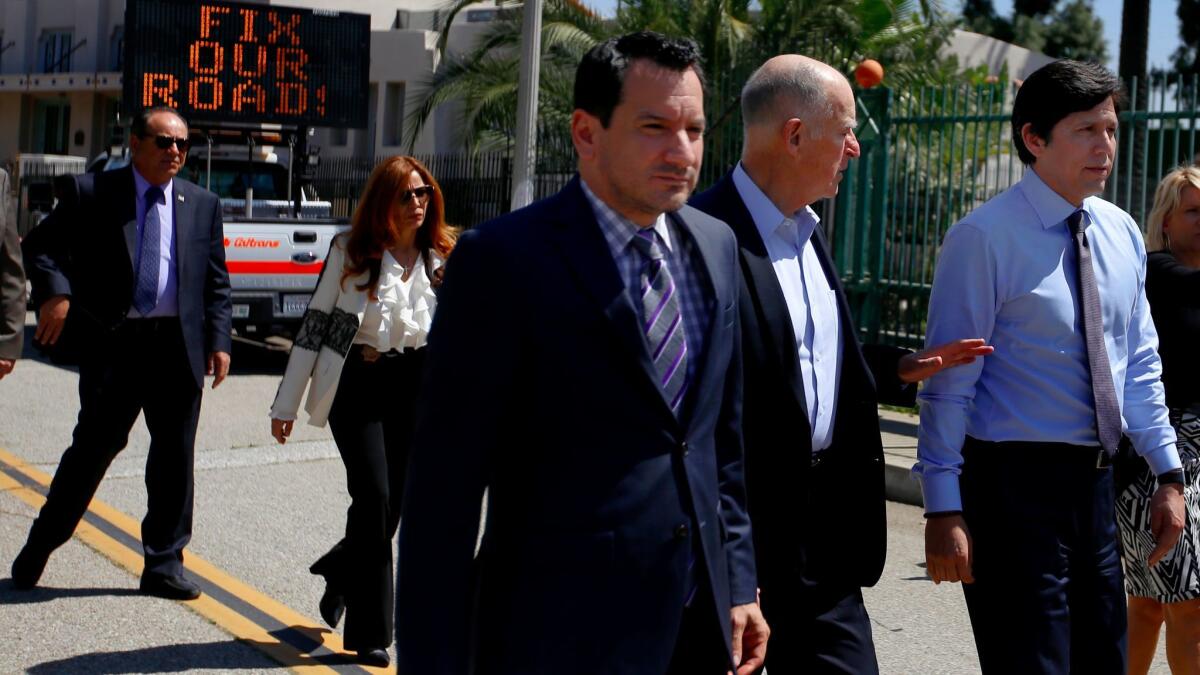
[510,0,543,210]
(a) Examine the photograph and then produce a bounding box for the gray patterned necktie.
[1068,209,1122,456]
[630,228,689,413]
[133,185,163,315]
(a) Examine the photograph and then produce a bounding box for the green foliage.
[1173,0,1200,79]
[959,0,1109,64]
[404,0,611,152]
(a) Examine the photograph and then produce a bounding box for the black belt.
[350,344,424,361]
[964,437,1114,469]
[118,316,180,335]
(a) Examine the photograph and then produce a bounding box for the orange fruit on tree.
[854,59,884,88]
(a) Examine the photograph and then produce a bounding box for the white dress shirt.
[356,249,436,351]
[733,163,843,451]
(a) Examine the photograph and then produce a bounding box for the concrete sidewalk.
[878,408,923,507]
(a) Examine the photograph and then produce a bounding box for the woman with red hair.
[268,155,455,666]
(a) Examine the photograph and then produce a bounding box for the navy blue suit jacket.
[22,166,232,387]
[397,177,757,675]
[692,172,913,590]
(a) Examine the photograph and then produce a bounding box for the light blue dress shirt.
[130,167,179,318]
[732,163,842,452]
[914,168,1180,513]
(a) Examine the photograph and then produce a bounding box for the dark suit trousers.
[757,460,879,675]
[666,578,730,675]
[315,346,423,651]
[960,437,1126,674]
[25,318,200,577]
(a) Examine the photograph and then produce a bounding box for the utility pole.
[510,0,543,210]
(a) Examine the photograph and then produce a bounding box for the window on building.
[40,30,73,73]
[383,83,405,147]
[33,99,71,154]
[109,26,124,71]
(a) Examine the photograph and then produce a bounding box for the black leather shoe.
[319,584,345,628]
[139,573,202,600]
[11,545,50,590]
[357,648,390,667]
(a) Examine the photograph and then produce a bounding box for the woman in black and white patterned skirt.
[1118,165,1200,674]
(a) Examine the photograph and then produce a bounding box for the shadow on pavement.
[0,580,139,603]
[25,640,285,673]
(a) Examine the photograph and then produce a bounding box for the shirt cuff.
[919,470,963,513]
[269,410,296,422]
[1142,442,1183,476]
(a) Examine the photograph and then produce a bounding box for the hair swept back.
[341,155,456,298]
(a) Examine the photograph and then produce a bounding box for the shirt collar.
[132,166,173,204]
[1019,166,1099,231]
[732,162,819,249]
[580,177,671,253]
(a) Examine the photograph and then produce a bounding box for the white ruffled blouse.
[355,249,437,351]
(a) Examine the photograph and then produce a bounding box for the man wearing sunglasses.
[14,106,232,601]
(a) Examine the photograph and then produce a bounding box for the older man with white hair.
[692,55,989,673]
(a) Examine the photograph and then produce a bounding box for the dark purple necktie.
[133,185,163,315]
[1067,209,1122,456]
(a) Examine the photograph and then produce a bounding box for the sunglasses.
[400,185,435,203]
[146,134,191,152]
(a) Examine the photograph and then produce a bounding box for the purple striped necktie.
[631,228,689,414]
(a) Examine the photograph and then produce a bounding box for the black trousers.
[666,580,730,675]
[960,437,1127,674]
[757,457,879,675]
[24,317,201,577]
[314,345,424,651]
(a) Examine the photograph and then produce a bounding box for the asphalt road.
[0,316,1171,673]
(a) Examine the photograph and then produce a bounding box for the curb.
[884,461,923,507]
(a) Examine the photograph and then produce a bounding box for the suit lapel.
[810,223,871,395]
[173,181,197,283]
[114,168,138,272]
[707,175,811,423]
[666,208,723,425]
[546,178,678,421]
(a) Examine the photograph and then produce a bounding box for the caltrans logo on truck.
[225,236,282,247]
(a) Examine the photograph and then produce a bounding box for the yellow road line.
[0,447,390,674]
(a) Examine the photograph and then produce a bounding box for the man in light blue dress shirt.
[915,60,1187,673]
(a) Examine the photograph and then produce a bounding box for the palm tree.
[405,0,610,153]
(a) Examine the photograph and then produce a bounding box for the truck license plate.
[232,304,250,319]
[283,294,311,316]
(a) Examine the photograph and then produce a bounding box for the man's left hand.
[898,338,994,384]
[207,351,231,389]
[1149,483,1186,567]
[729,601,769,675]
[0,358,13,379]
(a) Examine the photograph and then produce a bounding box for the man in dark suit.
[691,55,990,673]
[13,106,232,600]
[397,32,768,675]
[0,167,22,379]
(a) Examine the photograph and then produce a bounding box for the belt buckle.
[1097,448,1112,469]
[810,452,823,469]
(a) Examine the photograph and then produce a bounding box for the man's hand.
[207,351,231,389]
[898,338,993,384]
[925,514,974,584]
[1149,483,1186,567]
[728,601,769,675]
[0,358,13,379]
[34,295,70,346]
[270,418,293,445]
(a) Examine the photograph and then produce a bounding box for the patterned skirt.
[1117,409,1200,602]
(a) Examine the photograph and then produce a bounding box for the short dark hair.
[1011,60,1124,165]
[573,31,705,128]
[131,106,187,138]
